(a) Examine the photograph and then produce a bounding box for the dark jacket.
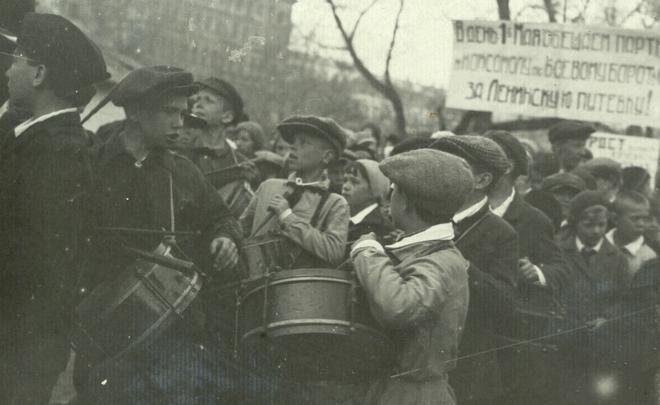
[87,133,242,288]
[450,203,519,402]
[504,193,569,292]
[552,234,630,367]
[0,112,93,337]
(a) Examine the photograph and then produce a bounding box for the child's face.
[342,169,373,214]
[235,130,254,155]
[576,206,608,247]
[287,132,331,173]
[617,202,650,240]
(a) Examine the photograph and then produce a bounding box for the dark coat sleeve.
[522,208,569,293]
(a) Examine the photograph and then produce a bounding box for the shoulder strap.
[310,190,331,229]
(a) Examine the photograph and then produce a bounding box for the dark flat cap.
[277,115,347,156]
[389,136,433,156]
[380,149,474,221]
[196,77,246,123]
[430,135,510,182]
[112,65,196,107]
[0,0,34,35]
[548,121,595,144]
[568,190,610,225]
[17,13,109,96]
[540,172,586,193]
[483,130,528,177]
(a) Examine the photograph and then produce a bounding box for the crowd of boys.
[1,8,660,405]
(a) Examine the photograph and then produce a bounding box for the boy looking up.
[240,115,349,268]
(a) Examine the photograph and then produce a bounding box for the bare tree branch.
[384,0,404,86]
[619,1,645,25]
[350,0,381,40]
[543,0,557,22]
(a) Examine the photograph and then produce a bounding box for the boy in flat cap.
[350,149,473,405]
[547,120,595,173]
[240,115,350,269]
[185,77,257,217]
[485,130,569,405]
[430,135,519,405]
[540,172,587,227]
[548,191,630,405]
[0,12,108,404]
[342,159,395,247]
[74,66,266,404]
[581,157,622,203]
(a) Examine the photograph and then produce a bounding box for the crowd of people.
[1,9,660,405]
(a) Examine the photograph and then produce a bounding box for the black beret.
[277,115,347,156]
[568,190,610,226]
[195,77,247,123]
[430,135,510,182]
[112,65,196,107]
[483,130,528,177]
[17,13,109,96]
[547,121,595,144]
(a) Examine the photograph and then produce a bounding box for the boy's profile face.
[287,132,332,172]
[617,201,650,240]
[132,94,187,149]
[342,167,373,214]
[576,205,608,247]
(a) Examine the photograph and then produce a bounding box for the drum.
[72,246,202,362]
[242,234,285,279]
[236,268,394,381]
[218,180,254,218]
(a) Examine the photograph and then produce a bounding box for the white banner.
[587,132,660,186]
[447,20,660,127]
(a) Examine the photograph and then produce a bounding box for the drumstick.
[96,227,201,237]
[126,247,199,277]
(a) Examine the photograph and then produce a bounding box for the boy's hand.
[268,195,290,216]
[518,257,539,282]
[210,237,238,271]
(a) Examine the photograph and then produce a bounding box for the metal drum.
[218,180,254,218]
[72,246,202,362]
[242,234,285,279]
[237,268,394,381]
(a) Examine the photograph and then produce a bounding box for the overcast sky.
[290,0,650,88]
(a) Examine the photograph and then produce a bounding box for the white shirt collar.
[453,197,488,223]
[350,203,378,225]
[576,236,603,252]
[13,107,78,137]
[491,188,516,218]
[385,222,454,249]
[605,229,645,255]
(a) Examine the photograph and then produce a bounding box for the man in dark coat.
[431,135,519,405]
[0,12,109,404]
[73,66,268,405]
[485,130,569,405]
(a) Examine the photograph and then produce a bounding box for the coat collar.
[98,132,176,171]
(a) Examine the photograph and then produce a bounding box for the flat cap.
[16,13,109,96]
[483,130,528,177]
[389,136,433,156]
[380,149,474,221]
[540,172,586,193]
[548,121,595,144]
[111,65,196,107]
[0,0,34,35]
[196,77,247,123]
[430,135,510,182]
[277,115,347,156]
[568,190,610,225]
[581,157,621,182]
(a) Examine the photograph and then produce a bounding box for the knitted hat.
[430,135,510,183]
[541,172,587,193]
[483,130,528,177]
[380,149,474,221]
[548,121,595,144]
[568,190,610,226]
[353,159,390,201]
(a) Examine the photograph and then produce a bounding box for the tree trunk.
[388,89,407,137]
[496,0,511,20]
[543,0,558,22]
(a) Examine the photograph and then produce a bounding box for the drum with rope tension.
[72,244,202,362]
